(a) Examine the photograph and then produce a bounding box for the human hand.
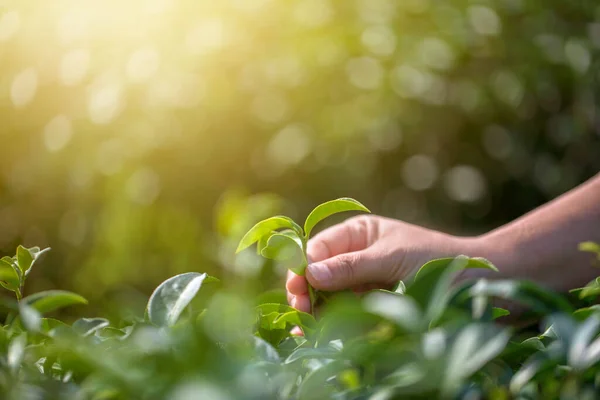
[286,215,478,313]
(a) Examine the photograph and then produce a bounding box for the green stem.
[308,285,317,314]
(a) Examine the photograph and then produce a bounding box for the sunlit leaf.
[252,336,281,363]
[7,334,26,373]
[236,216,303,253]
[260,231,308,275]
[16,246,50,277]
[579,241,600,257]
[19,303,41,332]
[285,347,339,364]
[16,245,34,276]
[570,277,600,300]
[443,324,511,396]
[363,291,423,332]
[0,258,20,292]
[23,290,88,314]
[573,305,600,320]
[147,272,213,327]
[303,198,370,238]
[492,307,510,320]
[568,316,600,371]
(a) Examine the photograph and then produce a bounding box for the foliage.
[2,0,600,308]
[0,205,599,399]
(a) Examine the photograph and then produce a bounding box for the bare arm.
[286,174,600,313]
[467,173,600,291]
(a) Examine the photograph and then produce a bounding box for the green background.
[1,0,599,316]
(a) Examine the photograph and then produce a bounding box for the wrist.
[453,233,517,282]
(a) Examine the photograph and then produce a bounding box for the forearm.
[468,174,600,292]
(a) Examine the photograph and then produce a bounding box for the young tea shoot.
[236,197,371,310]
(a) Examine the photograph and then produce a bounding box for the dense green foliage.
[1,201,600,399]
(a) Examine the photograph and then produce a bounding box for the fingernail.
[290,296,297,308]
[307,263,332,283]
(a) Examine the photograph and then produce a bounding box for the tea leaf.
[236,216,303,253]
[73,318,110,337]
[0,258,21,292]
[147,272,211,327]
[19,303,42,332]
[260,231,308,275]
[304,198,370,238]
[16,246,50,278]
[7,334,26,373]
[407,256,478,324]
[252,336,281,363]
[413,256,498,282]
[16,245,34,276]
[23,290,88,314]
[492,307,510,320]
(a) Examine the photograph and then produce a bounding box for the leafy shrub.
[0,200,599,399]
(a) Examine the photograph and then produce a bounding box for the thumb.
[305,249,385,291]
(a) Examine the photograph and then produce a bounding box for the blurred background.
[1,0,600,318]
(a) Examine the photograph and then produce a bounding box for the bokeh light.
[1,0,600,315]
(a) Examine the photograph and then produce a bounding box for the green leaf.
[492,307,510,320]
[363,291,423,332]
[252,336,281,363]
[297,360,346,400]
[95,327,128,340]
[23,290,88,314]
[304,198,370,238]
[442,324,511,396]
[72,318,110,337]
[468,280,573,314]
[573,305,600,320]
[413,256,498,282]
[568,315,600,371]
[19,303,41,332]
[407,256,496,324]
[255,303,317,345]
[236,216,303,253]
[570,277,600,300]
[0,258,21,292]
[16,245,34,276]
[147,272,212,327]
[16,246,50,277]
[7,334,26,373]
[40,318,70,336]
[260,231,308,275]
[285,347,340,365]
[256,304,317,332]
[579,241,600,255]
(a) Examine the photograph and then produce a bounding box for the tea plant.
[236,197,370,311]
[0,200,599,399]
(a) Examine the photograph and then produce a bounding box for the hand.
[286,215,478,313]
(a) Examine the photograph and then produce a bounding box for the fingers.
[286,269,308,296]
[305,247,387,291]
[288,293,311,313]
[307,217,371,263]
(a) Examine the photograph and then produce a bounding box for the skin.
[287,174,600,314]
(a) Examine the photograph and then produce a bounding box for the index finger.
[307,218,369,262]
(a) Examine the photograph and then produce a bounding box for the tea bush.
[1,200,600,400]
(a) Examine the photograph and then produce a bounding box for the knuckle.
[336,254,359,283]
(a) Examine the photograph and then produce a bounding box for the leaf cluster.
[0,218,598,399]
